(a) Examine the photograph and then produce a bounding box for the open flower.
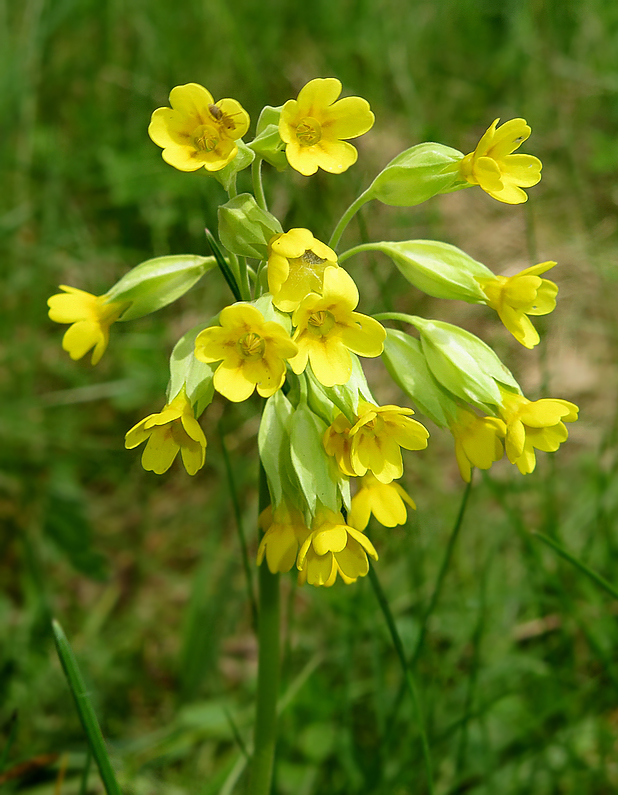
[499,389,579,474]
[459,118,542,204]
[148,83,250,172]
[48,286,128,365]
[297,507,378,587]
[257,503,310,574]
[478,262,558,349]
[348,473,416,530]
[279,78,375,176]
[267,228,338,312]
[448,406,506,482]
[124,388,207,475]
[323,413,356,477]
[289,267,385,387]
[194,303,297,402]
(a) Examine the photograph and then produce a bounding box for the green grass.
[3,0,618,792]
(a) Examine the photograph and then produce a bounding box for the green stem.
[249,465,281,795]
[338,242,383,265]
[252,157,267,211]
[368,564,434,794]
[227,174,238,200]
[328,189,372,250]
[238,256,252,301]
[373,311,421,326]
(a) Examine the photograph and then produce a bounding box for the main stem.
[249,465,281,795]
[328,189,372,250]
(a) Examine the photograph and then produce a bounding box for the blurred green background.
[3,0,618,792]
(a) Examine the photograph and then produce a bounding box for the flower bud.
[168,323,216,417]
[259,390,295,507]
[288,404,340,514]
[249,105,288,170]
[212,140,255,191]
[218,193,283,260]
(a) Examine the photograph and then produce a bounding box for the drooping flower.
[448,406,506,483]
[148,83,250,172]
[289,267,385,387]
[459,118,542,204]
[499,389,579,474]
[348,473,416,530]
[48,286,128,365]
[322,413,356,477]
[296,507,378,587]
[478,262,558,349]
[267,228,338,312]
[194,303,297,402]
[279,78,375,176]
[257,502,310,574]
[348,401,429,484]
[124,388,207,475]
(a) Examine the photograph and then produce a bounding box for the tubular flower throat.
[279,77,375,176]
[348,401,429,484]
[499,389,579,475]
[48,285,128,365]
[124,388,207,476]
[448,406,506,483]
[478,262,558,349]
[194,303,297,402]
[297,507,378,587]
[348,473,416,530]
[289,266,385,387]
[267,228,338,312]
[148,83,250,172]
[257,503,310,574]
[459,118,542,204]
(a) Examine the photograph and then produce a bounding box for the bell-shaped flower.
[459,118,542,204]
[289,267,385,387]
[279,78,375,176]
[499,389,579,474]
[348,473,416,530]
[267,228,338,312]
[448,406,506,483]
[478,262,558,349]
[322,413,356,477]
[48,286,128,365]
[194,303,297,402]
[124,388,207,475]
[148,83,250,172]
[296,507,378,587]
[257,503,310,574]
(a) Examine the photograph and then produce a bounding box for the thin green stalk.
[204,228,242,301]
[338,242,382,265]
[227,174,238,200]
[328,189,372,250]
[238,255,252,301]
[252,157,267,211]
[368,564,434,794]
[249,464,281,795]
[52,620,122,795]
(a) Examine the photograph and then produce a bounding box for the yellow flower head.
[323,413,356,477]
[48,285,128,365]
[267,228,338,312]
[124,388,207,475]
[289,267,385,387]
[459,118,542,204]
[194,303,297,402]
[148,83,250,172]
[348,473,416,530]
[499,389,579,475]
[448,406,506,483]
[478,262,558,349]
[297,507,378,587]
[279,77,375,176]
[257,503,310,574]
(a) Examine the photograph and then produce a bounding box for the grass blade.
[51,619,122,795]
[204,228,242,301]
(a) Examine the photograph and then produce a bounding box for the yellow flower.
[322,413,356,477]
[48,286,128,365]
[267,228,338,312]
[448,406,506,483]
[459,118,542,204]
[124,388,207,475]
[148,83,250,172]
[348,401,429,484]
[478,262,558,349]
[289,267,385,387]
[348,473,416,530]
[499,389,579,474]
[257,503,310,574]
[297,507,378,587]
[194,303,297,402]
[279,77,375,176]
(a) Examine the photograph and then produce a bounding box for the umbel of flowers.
[48,77,578,590]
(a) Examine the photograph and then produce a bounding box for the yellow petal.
[148,108,193,149]
[214,362,256,402]
[295,77,342,117]
[501,154,542,187]
[215,98,250,139]
[308,337,352,387]
[313,138,358,174]
[169,83,213,122]
[322,96,375,139]
[141,426,179,474]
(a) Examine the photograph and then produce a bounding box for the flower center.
[301,249,326,266]
[237,332,266,360]
[307,310,336,336]
[192,124,220,153]
[296,117,322,146]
